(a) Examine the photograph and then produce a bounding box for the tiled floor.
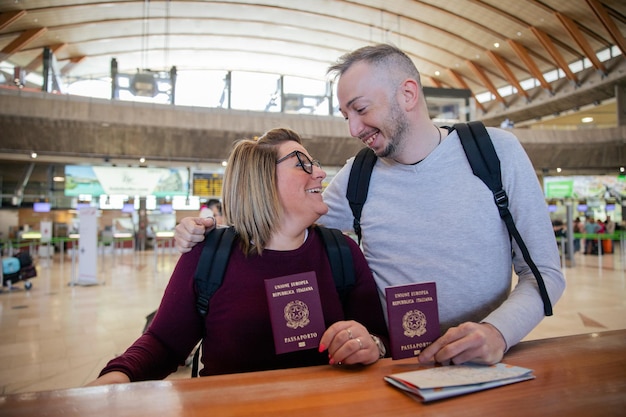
[1,243,624,395]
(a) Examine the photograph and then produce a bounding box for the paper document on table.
[384,362,534,402]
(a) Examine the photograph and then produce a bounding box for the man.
[174,44,565,366]
[200,198,225,226]
[605,215,615,235]
[584,215,600,254]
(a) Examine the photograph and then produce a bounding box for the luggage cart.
[1,251,36,291]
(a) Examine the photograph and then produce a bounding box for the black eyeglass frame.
[276,150,322,174]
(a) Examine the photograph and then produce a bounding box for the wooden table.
[1,330,624,416]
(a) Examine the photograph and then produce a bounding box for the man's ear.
[398,78,420,111]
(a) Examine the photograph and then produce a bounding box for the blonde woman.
[87,128,387,385]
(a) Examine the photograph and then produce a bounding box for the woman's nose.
[314,164,326,179]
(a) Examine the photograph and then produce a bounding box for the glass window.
[520,78,537,90]
[175,70,229,108]
[68,78,111,99]
[282,76,330,115]
[475,91,492,103]
[569,59,584,73]
[230,72,281,112]
[497,85,514,98]
[544,69,560,83]
[597,48,611,62]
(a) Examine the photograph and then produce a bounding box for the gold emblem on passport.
[284,300,311,329]
[402,309,427,337]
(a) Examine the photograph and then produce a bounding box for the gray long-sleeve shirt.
[319,126,566,350]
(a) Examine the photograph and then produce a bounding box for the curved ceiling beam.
[530,26,579,85]
[0,27,47,61]
[465,60,505,106]
[446,68,486,114]
[507,39,553,93]
[586,0,626,56]
[467,0,575,64]
[23,43,67,74]
[486,50,529,101]
[0,10,26,31]
[556,12,607,75]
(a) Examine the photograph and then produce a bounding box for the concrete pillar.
[616,83,626,126]
[137,197,147,251]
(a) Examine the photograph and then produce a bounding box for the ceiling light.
[494,42,500,48]
[139,157,146,163]
[31,152,37,159]
[130,72,158,97]
[581,117,594,123]
[434,71,440,76]
[53,176,65,182]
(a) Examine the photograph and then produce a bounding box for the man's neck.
[392,125,445,165]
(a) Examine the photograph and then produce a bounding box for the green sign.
[65,165,188,197]
[545,180,574,198]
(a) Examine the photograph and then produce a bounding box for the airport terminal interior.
[1,0,626,398]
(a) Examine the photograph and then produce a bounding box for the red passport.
[264,271,326,354]
[385,282,440,360]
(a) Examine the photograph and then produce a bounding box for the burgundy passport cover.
[385,282,440,359]
[264,271,325,354]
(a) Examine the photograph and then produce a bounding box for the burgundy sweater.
[100,227,388,380]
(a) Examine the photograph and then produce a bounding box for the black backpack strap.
[455,121,553,316]
[346,147,377,245]
[194,227,237,317]
[191,226,237,378]
[315,225,355,305]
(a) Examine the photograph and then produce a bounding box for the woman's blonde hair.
[222,127,303,256]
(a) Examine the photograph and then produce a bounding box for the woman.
[87,128,388,385]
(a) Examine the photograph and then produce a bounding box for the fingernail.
[318,343,326,353]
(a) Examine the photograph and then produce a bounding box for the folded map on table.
[384,362,535,402]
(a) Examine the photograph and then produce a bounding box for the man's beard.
[377,102,409,159]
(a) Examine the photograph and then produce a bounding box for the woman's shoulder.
[312,225,358,246]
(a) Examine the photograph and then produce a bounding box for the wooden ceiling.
[1,0,625,124]
[0,0,625,204]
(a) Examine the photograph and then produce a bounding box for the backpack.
[190,224,356,376]
[346,121,553,316]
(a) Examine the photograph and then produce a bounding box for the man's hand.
[417,322,506,365]
[174,217,215,253]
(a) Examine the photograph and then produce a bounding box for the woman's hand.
[319,320,382,366]
[84,371,131,386]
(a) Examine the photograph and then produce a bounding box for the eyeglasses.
[276,150,322,174]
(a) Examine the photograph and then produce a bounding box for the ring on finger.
[346,328,353,340]
[356,337,363,350]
